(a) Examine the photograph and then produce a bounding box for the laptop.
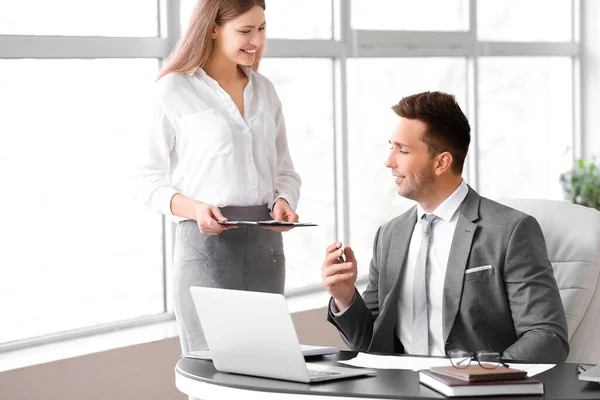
[188,286,377,383]
[579,363,600,383]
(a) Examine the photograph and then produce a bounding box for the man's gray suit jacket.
[328,187,569,363]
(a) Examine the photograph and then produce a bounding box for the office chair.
[499,199,600,364]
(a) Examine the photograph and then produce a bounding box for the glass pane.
[478,0,572,42]
[351,0,468,31]
[259,59,335,290]
[181,0,332,39]
[0,0,158,37]
[0,59,164,344]
[478,57,573,201]
[347,58,467,275]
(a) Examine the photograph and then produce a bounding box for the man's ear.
[435,152,453,175]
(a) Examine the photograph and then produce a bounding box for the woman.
[134,0,301,354]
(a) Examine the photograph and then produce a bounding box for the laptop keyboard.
[307,364,342,379]
[309,370,341,378]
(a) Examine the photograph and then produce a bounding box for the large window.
[0,0,581,349]
[0,59,164,344]
[478,57,574,200]
[351,0,469,31]
[477,1,573,42]
[0,0,158,37]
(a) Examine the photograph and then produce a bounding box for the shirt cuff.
[270,195,294,211]
[153,187,179,216]
[330,295,354,317]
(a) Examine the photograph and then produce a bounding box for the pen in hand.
[336,243,346,263]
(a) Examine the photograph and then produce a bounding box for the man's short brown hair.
[392,91,471,174]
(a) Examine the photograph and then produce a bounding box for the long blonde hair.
[158,0,266,80]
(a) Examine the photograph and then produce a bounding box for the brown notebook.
[430,365,528,382]
[420,370,543,397]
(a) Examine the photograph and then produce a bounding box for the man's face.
[385,118,437,202]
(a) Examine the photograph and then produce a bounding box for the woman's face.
[213,5,266,66]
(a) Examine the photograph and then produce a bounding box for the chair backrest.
[498,199,600,364]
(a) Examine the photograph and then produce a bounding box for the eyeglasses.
[577,364,593,375]
[446,350,509,369]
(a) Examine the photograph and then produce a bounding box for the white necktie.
[412,213,437,354]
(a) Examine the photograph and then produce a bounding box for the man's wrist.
[334,292,355,311]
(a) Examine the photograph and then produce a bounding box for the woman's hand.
[272,198,299,222]
[263,198,298,232]
[193,201,237,235]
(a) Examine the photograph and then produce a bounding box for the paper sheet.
[338,353,556,376]
[506,363,556,377]
[338,353,452,370]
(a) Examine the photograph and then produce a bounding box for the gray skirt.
[172,205,285,353]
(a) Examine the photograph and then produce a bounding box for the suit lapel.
[442,188,480,343]
[369,208,417,351]
[386,208,417,294]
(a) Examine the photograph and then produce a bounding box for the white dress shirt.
[398,180,468,355]
[133,66,301,222]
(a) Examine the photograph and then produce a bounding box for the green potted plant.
[559,158,600,211]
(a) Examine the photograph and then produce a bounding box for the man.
[322,91,568,363]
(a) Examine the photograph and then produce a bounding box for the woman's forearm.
[170,193,202,220]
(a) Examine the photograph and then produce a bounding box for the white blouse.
[133,66,301,223]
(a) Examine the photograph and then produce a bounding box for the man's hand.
[193,202,237,235]
[263,198,299,232]
[322,242,357,311]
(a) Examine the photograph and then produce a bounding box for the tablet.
[257,220,318,227]
[218,220,317,227]
[218,221,259,226]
